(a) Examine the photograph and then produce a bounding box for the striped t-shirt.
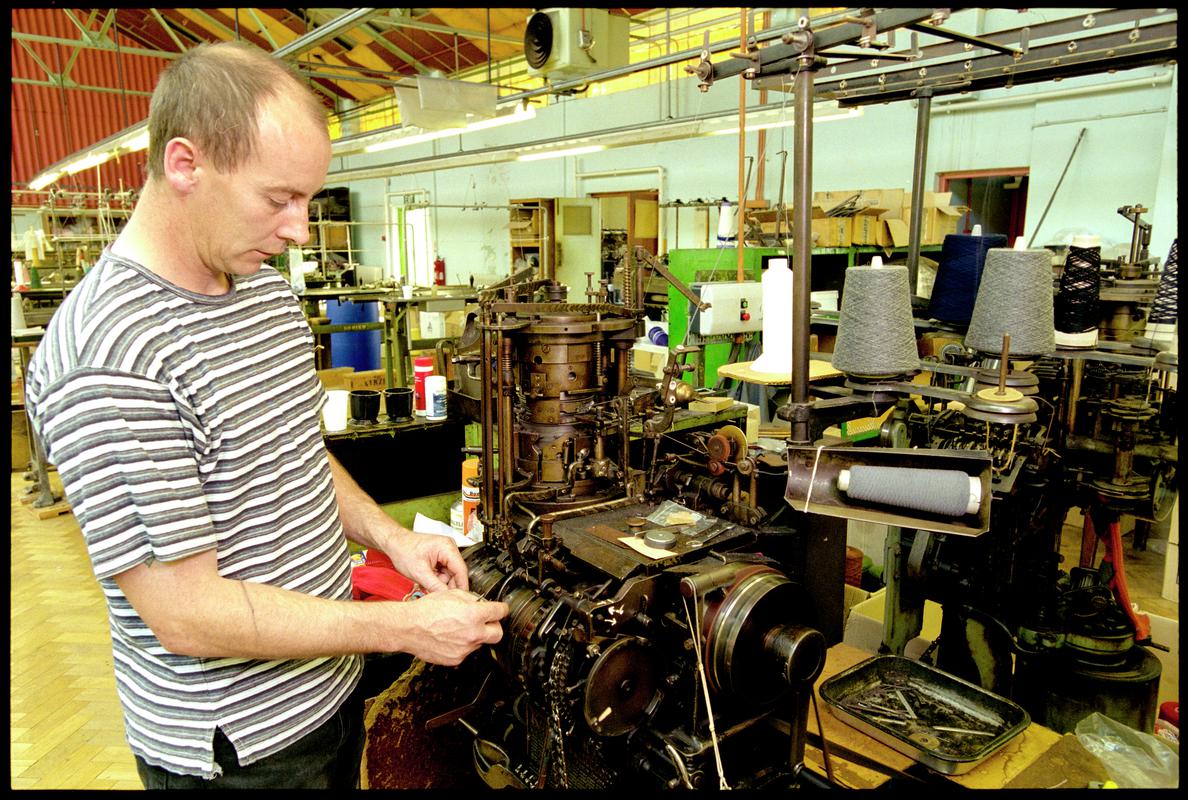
[24,250,363,779]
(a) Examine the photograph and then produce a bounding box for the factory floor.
[9,469,1179,790]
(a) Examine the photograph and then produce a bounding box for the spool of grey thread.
[965,247,1056,357]
[838,466,981,517]
[831,261,921,378]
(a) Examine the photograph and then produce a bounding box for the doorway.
[939,169,1029,243]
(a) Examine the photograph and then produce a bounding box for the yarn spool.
[831,258,920,379]
[965,245,1056,357]
[844,546,864,587]
[1150,238,1178,326]
[929,231,1009,324]
[751,257,794,374]
[838,466,981,517]
[1054,234,1102,348]
[716,200,737,247]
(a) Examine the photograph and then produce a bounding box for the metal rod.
[1027,127,1087,247]
[737,8,749,283]
[998,335,1011,395]
[906,88,932,297]
[790,51,814,426]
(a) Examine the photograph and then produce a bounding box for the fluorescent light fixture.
[516,145,605,162]
[120,128,151,153]
[28,172,63,192]
[707,105,862,135]
[63,152,112,175]
[362,105,537,154]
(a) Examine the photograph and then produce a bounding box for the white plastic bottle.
[750,257,794,374]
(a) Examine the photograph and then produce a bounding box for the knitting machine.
[440,268,840,789]
[859,340,1178,734]
[1097,204,1162,342]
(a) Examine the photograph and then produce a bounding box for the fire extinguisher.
[433,255,446,286]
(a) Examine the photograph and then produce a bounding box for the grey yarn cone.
[965,248,1055,357]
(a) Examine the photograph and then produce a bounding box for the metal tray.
[820,655,1030,775]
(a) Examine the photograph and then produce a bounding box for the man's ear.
[162,137,202,194]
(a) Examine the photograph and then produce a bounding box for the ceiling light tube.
[360,105,538,154]
[63,152,111,175]
[27,171,62,192]
[516,145,606,162]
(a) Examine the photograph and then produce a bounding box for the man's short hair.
[146,41,327,180]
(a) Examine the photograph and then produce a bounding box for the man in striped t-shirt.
[24,41,508,788]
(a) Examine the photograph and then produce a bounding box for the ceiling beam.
[273,8,387,58]
[370,14,521,46]
[150,8,189,52]
[10,30,182,60]
[246,8,281,51]
[13,77,154,97]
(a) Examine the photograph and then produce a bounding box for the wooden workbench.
[806,644,1092,789]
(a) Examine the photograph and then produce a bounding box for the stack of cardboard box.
[746,188,966,248]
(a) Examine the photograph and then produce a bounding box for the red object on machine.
[1160,701,1179,727]
[1085,510,1152,643]
[414,355,434,413]
[433,256,446,286]
[351,549,419,602]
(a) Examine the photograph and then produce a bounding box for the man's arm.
[326,450,470,592]
[113,549,506,663]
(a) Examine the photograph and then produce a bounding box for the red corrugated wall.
[11,9,171,206]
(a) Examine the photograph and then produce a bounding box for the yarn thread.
[965,247,1056,357]
[1054,243,1102,334]
[928,232,1009,324]
[831,262,920,378]
[1150,238,1178,324]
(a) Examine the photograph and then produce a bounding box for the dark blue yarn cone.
[928,232,1009,324]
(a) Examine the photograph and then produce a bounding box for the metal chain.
[546,643,572,788]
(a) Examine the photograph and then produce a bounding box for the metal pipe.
[930,70,1174,113]
[273,8,384,57]
[737,8,749,283]
[906,88,932,296]
[790,51,814,426]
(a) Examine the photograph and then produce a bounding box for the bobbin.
[972,367,1040,397]
[960,390,1038,425]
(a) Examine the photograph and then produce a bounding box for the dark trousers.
[135,679,367,789]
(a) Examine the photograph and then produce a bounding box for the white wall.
[327,59,1178,287]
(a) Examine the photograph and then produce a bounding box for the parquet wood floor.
[8,467,1179,789]
[10,471,143,790]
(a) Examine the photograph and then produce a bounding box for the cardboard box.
[344,369,388,391]
[689,396,736,413]
[317,367,355,391]
[632,342,668,379]
[810,216,852,247]
[844,588,943,658]
[843,583,871,629]
[902,192,966,244]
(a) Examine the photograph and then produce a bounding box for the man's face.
[190,94,332,281]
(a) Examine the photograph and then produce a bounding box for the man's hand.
[394,589,509,666]
[384,528,471,593]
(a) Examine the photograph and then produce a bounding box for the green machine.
[664,247,788,388]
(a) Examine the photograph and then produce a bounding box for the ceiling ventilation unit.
[523,8,629,81]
